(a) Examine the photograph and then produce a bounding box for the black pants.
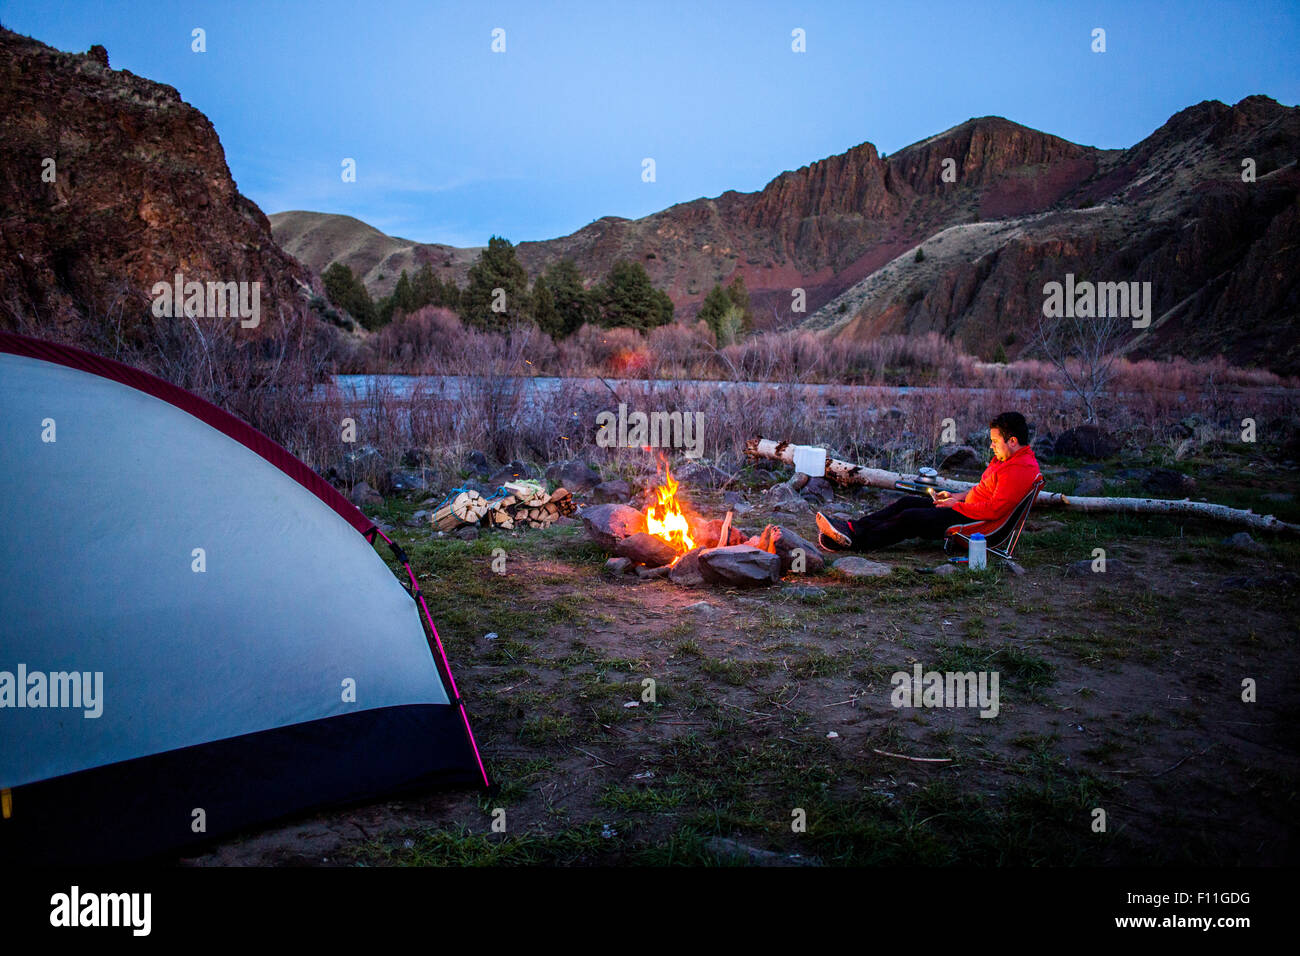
[849,495,968,551]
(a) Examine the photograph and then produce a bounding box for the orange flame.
[645,464,695,553]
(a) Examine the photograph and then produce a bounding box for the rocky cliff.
[0,27,319,353]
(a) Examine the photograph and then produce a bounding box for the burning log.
[746,436,1300,535]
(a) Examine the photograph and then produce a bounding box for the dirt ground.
[187,450,1300,867]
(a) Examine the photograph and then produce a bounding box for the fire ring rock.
[698,545,781,588]
[582,503,647,551]
[616,532,679,568]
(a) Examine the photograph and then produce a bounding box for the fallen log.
[746,436,1300,535]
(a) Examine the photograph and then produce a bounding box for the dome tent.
[0,331,488,863]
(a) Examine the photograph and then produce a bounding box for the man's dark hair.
[989,411,1029,445]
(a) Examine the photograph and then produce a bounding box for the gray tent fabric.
[0,333,485,861]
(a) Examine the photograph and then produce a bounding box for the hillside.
[0,27,321,352]
[274,101,1300,373]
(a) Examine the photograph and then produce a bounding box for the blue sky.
[2,0,1296,247]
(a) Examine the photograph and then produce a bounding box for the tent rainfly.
[0,331,489,863]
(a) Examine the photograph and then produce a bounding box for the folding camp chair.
[943,475,1046,563]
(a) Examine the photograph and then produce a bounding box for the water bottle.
[968,532,987,570]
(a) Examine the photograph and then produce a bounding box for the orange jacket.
[950,446,1042,535]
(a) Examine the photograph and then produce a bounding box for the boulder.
[1053,425,1116,460]
[1222,531,1265,552]
[616,532,679,568]
[801,476,835,504]
[348,481,384,508]
[1142,468,1196,497]
[546,460,602,493]
[669,547,707,586]
[698,545,781,588]
[938,444,982,472]
[691,516,749,548]
[1071,476,1106,497]
[833,556,892,578]
[488,460,538,485]
[465,450,491,478]
[389,468,433,493]
[678,463,731,489]
[593,480,632,503]
[767,526,826,574]
[582,504,647,550]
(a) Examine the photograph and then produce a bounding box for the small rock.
[705,836,819,867]
[582,504,647,551]
[407,509,430,526]
[604,556,634,577]
[722,490,747,507]
[698,545,782,588]
[1222,532,1265,552]
[454,526,480,541]
[833,556,892,578]
[483,632,498,641]
[1004,560,1027,576]
[931,562,959,575]
[1066,559,1133,578]
[1026,519,1065,533]
[593,480,632,503]
[787,472,810,492]
[683,600,723,615]
[635,563,672,580]
[622,701,639,708]
[781,585,826,599]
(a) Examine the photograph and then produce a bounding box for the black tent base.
[2,704,484,865]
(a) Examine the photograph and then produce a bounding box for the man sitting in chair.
[816,412,1041,553]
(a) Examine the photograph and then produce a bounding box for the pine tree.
[593,260,673,331]
[725,273,754,334]
[532,273,560,338]
[698,283,731,344]
[915,247,926,263]
[543,258,593,338]
[460,236,531,330]
[412,263,437,310]
[392,270,417,316]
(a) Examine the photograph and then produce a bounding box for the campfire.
[582,459,828,588]
[643,464,694,557]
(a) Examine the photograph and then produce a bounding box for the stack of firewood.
[432,481,577,533]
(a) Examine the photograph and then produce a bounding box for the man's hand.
[934,495,961,509]
[932,490,951,501]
